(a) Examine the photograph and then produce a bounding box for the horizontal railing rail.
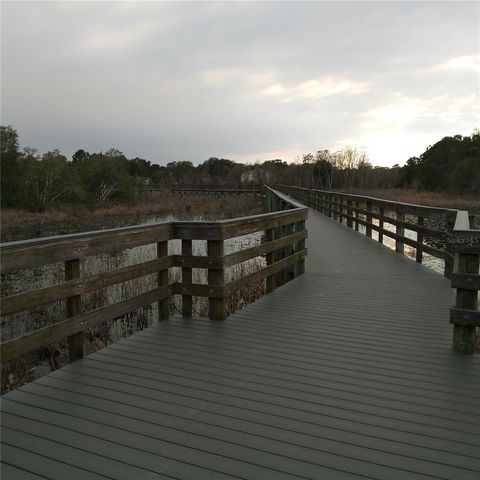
[0,187,307,363]
[278,184,480,354]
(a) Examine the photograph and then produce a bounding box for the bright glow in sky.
[1,1,479,167]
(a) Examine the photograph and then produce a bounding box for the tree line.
[1,125,479,211]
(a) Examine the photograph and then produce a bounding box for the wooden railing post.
[275,224,287,286]
[295,220,306,276]
[65,258,83,363]
[157,240,169,321]
[366,202,372,238]
[285,222,295,282]
[266,227,276,293]
[416,216,424,263]
[396,211,405,254]
[208,239,226,320]
[378,207,384,244]
[333,196,339,222]
[182,239,192,317]
[346,199,353,228]
[451,250,479,353]
[445,212,456,278]
[354,201,359,231]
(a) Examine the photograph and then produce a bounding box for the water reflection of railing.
[0,187,307,364]
[278,185,480,354]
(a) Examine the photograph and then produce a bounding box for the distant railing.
[278,185,480,354]
[141,184,264,196]
[278,185,458,275]
[0,187,307,363]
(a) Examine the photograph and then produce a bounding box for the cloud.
[2,1,479,167]
[432,54,480,73]
[78,21,159,54]
[363,93,479,131]
[261,77,367,102]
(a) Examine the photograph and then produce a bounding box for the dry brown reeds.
[0,192,264,242]
[344,188,480,213]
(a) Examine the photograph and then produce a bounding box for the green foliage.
[72,149,90,164]
[403,132,480,193]
[78,152,136,208]
[20,149,73,211]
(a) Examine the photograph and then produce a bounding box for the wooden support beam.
[452,252,479,354]
[366,202,372,238]
[65,258,83,363]
[182,239,192,317]
[444,212,456,279]
[295,220,306,276]
[157,241,169,321]
[266,228,276,293]
[378,207,384,244]
[396,211,405,254]
[207,240,226,321]
[346,200,353,228]
[416,216,424,263]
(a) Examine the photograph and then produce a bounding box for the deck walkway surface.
[2,207,480,479]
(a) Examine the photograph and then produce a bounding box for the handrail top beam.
[0,186,306,256]
[280,185,458,215]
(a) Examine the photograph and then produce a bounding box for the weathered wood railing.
[0,187,307,363]
[278,185,480,353]
[278,185,457,276]
[449,212,480,353]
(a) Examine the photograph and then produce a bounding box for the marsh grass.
[0,192,264,242]
[344,188,480,216]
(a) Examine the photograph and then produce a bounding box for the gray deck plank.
[1,426,170,480]
[11,375,480,474]
[0,463,49,480]
[0,444,109,480]
[2,207,480,479]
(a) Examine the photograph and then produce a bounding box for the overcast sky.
[1,1,479,167]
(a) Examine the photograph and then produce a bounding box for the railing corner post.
[208,238,226,321]
[416,216,424,263]
[295,219,306,276]
[157,240,170,321]
[182,239,193,317]
[395,210,405,253]
[451,248,479,354]
[346,199,353,228]
[366,201,373,238]
[444,212,456,279]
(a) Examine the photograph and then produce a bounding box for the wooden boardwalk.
[2,208,480,479]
